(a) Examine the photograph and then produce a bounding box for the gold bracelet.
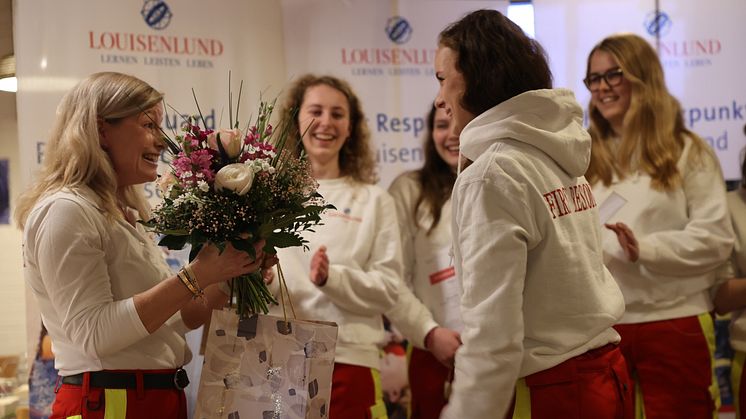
[179,265,208,306]
[177,269,199,296]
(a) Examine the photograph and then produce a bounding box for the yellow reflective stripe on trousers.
[103,388,127,419]
[634,374,647,419]
[370,368,388,419]
[697,312,721,419]
[511,378,531,419]
[733,350,745,419]
[66,416,83,419]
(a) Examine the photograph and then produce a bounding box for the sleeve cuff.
[636,239,656,265]
[319,266,340,290]
[125,297,151,338]
[164,310,191,335]
[416,321,441,350]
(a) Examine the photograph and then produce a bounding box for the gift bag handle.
[277,263,298,322]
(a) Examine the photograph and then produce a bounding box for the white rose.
[214,163,254,196]
[207,128,243,159]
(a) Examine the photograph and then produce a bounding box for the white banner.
[16,0,287,188]
[281,0,509,188]
[534,0,746,180]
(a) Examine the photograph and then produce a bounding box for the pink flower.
[208,128,243,159]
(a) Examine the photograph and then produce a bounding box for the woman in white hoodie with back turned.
[585,34,733,419]
[435,10,630,419]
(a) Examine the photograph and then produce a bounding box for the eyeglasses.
[583,68,624,91]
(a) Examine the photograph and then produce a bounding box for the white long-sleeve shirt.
[593,135,734,323]
[269,177,403,370]
[441,89,624,419]
[384,172,454,348]
[23,187,191,376]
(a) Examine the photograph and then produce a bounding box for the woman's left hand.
[310,246,329,286]
[605,222,639,262]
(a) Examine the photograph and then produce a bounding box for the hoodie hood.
[459,89,590,177]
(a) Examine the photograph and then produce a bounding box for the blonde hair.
[279,74,377,184]
[15,72,163,228]
[585,33,713,190]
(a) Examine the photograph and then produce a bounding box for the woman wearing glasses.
[584,33,733,418]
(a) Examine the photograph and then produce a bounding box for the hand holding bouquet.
[143,93,332,316]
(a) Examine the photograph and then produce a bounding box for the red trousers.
[615,314,719,419]
[330,362,387,419]
[50,369,187,419]
[408,347,451,419]
[506,344,632,419]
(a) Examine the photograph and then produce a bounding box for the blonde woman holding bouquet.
[16,72,270,419]
[585,34,733,418]
[274,74,403,419]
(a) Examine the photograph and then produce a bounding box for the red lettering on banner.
[87,31,224,57]
[429,267,456,285]
[340,47,436,65]
[659,39,722,57]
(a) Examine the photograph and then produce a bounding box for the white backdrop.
[534,0,746,180]
[281,0,509,188]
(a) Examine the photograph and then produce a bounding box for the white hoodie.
[441,89,625,419]
[592,135,733,323]
[268,177,403,370]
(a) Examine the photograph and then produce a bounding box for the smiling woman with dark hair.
[434,10,630,419]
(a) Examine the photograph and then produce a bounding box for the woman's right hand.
[425,326,462,368]
[190,240,266,287]
[605,222,639,262]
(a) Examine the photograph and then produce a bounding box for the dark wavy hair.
[279,74,376,184]
[414,105,456,233]
[438,9,552,116]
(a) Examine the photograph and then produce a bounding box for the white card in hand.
[598,191,627,224]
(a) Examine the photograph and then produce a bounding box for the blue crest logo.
[386,16,413,45]
[644,10,671,37]
[141,0,173,30]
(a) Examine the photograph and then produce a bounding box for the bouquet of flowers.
[142,89,332,316]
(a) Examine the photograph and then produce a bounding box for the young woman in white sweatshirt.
[585,33,734,418]
[272,74,402,419]
[434,10,630,419]
[384,105,462,419]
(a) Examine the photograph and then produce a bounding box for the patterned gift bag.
[194,309,338,419]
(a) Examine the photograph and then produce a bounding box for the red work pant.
[507,344,632,419]
[408,346,451,419]
[615,314,719,419]
[330,362,387,419]
[50,369,187,419]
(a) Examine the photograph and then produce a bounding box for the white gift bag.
[195,309,338,419]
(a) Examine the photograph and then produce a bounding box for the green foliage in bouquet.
[142,81,333,316]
